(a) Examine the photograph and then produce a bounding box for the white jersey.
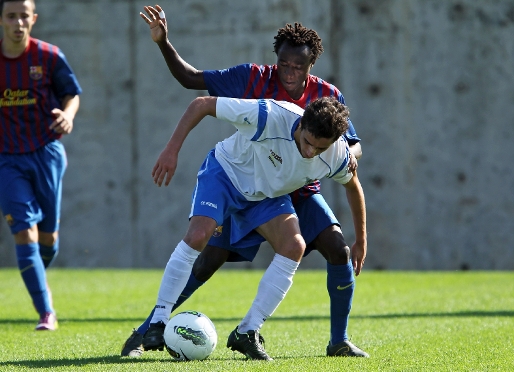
[214,98,353,201]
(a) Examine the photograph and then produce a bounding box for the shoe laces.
[247,331,267,351]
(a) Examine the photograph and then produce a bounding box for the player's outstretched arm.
[152,96,217,187]
[140,5,206,90]
[342,171,367,276]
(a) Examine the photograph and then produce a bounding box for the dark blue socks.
[16,243,52,316]
[327,261,355,344]
[39,238,59,268]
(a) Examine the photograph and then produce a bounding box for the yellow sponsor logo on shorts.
[5,214,14,226]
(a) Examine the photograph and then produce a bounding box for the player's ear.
[32,13,38,24]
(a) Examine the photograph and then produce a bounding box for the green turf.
[0,269,512,371]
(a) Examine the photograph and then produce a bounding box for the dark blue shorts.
[191,150,296,254]
[0,140,67,234]
[207,191,340,262]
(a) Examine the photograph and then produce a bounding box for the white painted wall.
[1,0,513,270]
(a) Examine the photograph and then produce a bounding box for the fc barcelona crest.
[29,66,43,80]
[212,225,223,238]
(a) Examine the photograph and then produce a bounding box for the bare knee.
[39,231,58,247]
[314,227,351,265]
[183,217,217,250]
[325,245,351,265]
[183,229,213,250]
[192,245,230,282]
[276,238,306,262]
[14,226,38,245]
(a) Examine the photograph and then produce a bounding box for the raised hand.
[140,5,168,44]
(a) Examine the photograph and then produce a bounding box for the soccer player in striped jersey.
[121,5,368,358]
[0,0,81,331]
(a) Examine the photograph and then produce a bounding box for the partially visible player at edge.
[121,4,368,358]
[0,0,81,330]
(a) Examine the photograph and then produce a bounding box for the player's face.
[0,1,37,46]
[295,124,335,159]
[276,42,313,100]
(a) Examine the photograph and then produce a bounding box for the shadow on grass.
[0,355,181,369]
[1,310,513,326]
[0,353,328,368]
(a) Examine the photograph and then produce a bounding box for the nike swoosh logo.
[336,282,353,290]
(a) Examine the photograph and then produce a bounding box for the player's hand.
[140,5,168,44]
[49,108,73,134]
[152,146,178,187]
[347,152,358,173]
[351,241,367,276]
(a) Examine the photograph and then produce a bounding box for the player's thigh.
[256,213,305,262]
[33,141,67,233]
[230,195,295,245]
[295,193,349,264]
[192,245,231,281]
[295,193,339,245]
[0,155,43,234]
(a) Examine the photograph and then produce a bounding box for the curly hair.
[273,22,324,63]
[301,97,349,140]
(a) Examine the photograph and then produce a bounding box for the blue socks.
[39,239,59,268]
[327,261,355,344]
[16,243,53,316]
[137,308,155,334]
[136,272,205,334]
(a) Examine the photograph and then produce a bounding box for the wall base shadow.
[1,309,512,326]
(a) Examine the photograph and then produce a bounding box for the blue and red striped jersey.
[0,37,82,154]
[203,63,360,202]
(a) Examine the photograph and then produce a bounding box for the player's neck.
[1,37,29,58]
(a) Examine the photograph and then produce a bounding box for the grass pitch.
[0,269,513,371]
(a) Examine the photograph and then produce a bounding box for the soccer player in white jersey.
[147,96,367,360]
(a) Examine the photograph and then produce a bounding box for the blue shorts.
[0,140,67,234]
[191,150,296,253]
[207,189,340,262]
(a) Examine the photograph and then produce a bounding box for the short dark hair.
[301,97,349,141]
[273,23,324,63]
[0,0,35,15]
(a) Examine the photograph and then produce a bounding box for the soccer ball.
[163,310,217,361]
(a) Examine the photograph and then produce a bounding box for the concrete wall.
[1,0,513,270]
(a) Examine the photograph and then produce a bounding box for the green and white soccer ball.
[163,310,218,361]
